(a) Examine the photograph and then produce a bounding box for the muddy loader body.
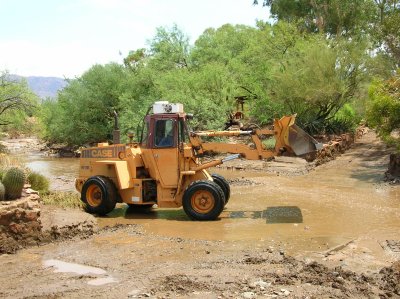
[76,101,319,220]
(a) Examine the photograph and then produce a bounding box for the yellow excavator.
[75,101,320,220]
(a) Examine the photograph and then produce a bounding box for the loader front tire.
[183,180,225,221]
[211,174,230,204]
[81,176,117,216]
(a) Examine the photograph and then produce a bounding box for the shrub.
[27,171,50,195]
[367,73,400,150]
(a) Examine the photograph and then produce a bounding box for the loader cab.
[140,102,189,149]
[138,102,190,189]
[141,113,190,148]
[143,114,178,148]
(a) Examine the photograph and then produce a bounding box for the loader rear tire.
[183,180,225,221]
[211,174,230,204]
[81,176,117,216]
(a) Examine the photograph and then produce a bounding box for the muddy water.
[95,138,399,266]
[14,134,400,265]
[18,153,80,191]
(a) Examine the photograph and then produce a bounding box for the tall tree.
[254,0,377,37]
[374,0,400,65]
[0,72,37,125]
[269,36,366,132]
[148,24,191,70]
[41,63,126,145]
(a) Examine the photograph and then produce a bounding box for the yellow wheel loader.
[75,101,320,221]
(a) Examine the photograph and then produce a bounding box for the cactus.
[0,168,5,181]
[3,167,25,200]
[0,181,5,201]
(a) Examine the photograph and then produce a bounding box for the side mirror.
[186,113,194,120]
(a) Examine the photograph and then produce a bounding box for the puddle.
[44,259,106,275]
[87,276,117,286]
[43,259,118,286]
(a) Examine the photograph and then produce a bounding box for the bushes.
[27,171,50,195]
[367,72,400,150]
[326,104,360,134]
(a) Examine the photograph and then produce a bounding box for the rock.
[283,290,290,296]
[242,291,256,299]
[0,196,42,253]
[249,279,271,289]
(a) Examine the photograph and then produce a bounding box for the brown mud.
[0,131,399,298]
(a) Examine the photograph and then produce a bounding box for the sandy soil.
[0,131,399,298]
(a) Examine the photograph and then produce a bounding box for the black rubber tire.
[182,180,225,221]
[81,176,117,215]
[211,173,230,204]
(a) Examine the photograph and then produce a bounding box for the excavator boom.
[190,115,321,159]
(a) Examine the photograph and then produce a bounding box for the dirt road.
[0,131,399,298]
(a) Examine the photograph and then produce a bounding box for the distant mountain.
[25,76,68,99]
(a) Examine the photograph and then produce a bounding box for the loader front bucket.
[287,124,322,156]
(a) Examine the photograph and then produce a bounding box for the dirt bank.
[0,195,97,254]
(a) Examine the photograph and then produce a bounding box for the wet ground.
[0,132,399,298]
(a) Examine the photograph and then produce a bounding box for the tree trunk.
[387,153,400,177]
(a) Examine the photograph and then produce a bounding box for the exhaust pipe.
[113,110,121,144]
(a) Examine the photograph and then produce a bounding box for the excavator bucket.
[288,124,322,156]
[275,115,322,156]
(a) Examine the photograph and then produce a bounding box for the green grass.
[42,191,84,209]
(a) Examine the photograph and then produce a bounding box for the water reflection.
[264,206,303,223]
[23,156,80,191]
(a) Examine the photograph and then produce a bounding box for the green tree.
[0,72,38,136]
[366,71,400,149]
[269,35,366,132]
[148,24,191,70]
[375,1,400,65]
[41,63,126,145]
[255,0,377,37]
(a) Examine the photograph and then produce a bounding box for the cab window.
[154,119,175,148]
[140,120,149,147]
[179,118,189,143]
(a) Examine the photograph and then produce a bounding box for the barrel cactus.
[3,167,25,200]
[0,181,5,201]
[0,168,6,181]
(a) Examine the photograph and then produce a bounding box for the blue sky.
[0,0,269,78]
